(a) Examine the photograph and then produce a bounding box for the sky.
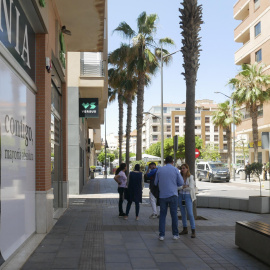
[102,0,242,139]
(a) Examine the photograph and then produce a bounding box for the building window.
[205,135,210,141]
[205,126,210,132]
[223,144,228,150]
[223,135,227,141]
[153,126,158,132]
[152,117,158,123]
[152,135,158,141]
[205,117,210,123]
[214,126,218,132]
[163,107,167,113]
[167,125,171,132]
[175,126,179,132]
[167,135,171,138]
[175,116,179,123]
[254,0,260,10]
[214,135,218,141]
[255,22,261,37]
[195,117,201,120]
[255,49,262,62]
[166,117,171,123]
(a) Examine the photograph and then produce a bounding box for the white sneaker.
[159,236,165,241]
[173,235,180,240]
[149,214,158,219]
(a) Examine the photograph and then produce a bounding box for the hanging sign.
[79,98,99,118]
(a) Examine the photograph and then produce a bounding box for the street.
[196,174,270,199]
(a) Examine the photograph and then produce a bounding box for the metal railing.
[80,59,104,77]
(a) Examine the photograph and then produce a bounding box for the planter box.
[90,171,95,179]
[248,196,270,214]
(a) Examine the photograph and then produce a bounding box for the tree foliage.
[145,136,203,162]
[200,143,221,162]
[97,151,115,163]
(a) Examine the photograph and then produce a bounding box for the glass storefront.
[51,75,62,208]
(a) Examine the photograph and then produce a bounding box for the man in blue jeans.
[154,156,184,241]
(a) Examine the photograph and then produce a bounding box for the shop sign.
[0,57,35,264]
[79,98,99,118]
[0,0,36,81]
[248,141,262,148]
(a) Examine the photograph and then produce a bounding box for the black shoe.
[119,213,125,217]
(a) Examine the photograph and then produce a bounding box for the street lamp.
[161,46,181,166]
[214,91,236,182]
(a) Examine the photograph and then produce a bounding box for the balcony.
[235,27,250,44]
[234,41,251,65]
[80,59,104,77]
[234,0,250,21]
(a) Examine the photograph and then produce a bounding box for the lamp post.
[215,91,236,182]
[160,46,181,166]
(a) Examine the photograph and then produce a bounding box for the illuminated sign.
[79,98,99,118]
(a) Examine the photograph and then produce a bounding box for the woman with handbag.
[114,163,127,217]
[124,164,144,221]
[178,163,196,238]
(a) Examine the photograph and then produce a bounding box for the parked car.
[95,166,103,175]
[196,161,230,182]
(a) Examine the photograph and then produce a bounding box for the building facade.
[234,0,270,163]
[0,0,107,266]
[142,100,230,162]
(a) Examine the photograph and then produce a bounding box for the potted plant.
[247,162,270,213]
[90,166,96,179]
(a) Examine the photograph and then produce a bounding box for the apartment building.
[234,0,270,163]
[142,100,230,161]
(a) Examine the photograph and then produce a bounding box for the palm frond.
[113,22,136,39]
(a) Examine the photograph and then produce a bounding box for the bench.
[235,221,270,266]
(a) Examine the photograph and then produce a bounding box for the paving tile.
[156,262,186,270]
[128,249,152,258]
[130,257,157,268]
[152,253,178,263]
[105,253,130,263]
[106,262,133,270]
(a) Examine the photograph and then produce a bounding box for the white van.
[196,161,230,182]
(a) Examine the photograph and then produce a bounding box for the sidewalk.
[7,177,270,269]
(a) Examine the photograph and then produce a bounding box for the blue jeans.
[159,196,179,237]
[178,193,195,229]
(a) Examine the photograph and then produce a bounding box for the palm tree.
[108,68,125,165]
[229,63,270,162]
[212,100,242,175]
[179,0,203,175]
[113,12,174,161]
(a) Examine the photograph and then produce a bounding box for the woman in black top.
[124,164,144,220]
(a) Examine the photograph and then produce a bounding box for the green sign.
[79,98,99,118]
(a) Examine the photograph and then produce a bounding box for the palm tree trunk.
[118,95,124,165]
[251,108,259,162]
[136,72,144,161]
[226,127,232,176]
[126,96,132,175]
[185,79,196,175]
